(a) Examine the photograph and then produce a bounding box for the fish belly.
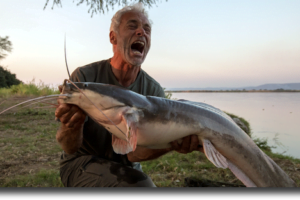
[135,121,199,149]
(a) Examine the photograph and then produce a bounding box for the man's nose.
[136,28,145,36]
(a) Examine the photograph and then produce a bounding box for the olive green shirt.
[60,59,165,167]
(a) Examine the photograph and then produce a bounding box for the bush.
[0,79,59,97]
[0,66,22,88]
[253,137,276,152]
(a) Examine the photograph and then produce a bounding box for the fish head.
[56,82,82,113]
[59,80,150,111]
[60,81,84,95]
[59,81,132,141]
[59,81,127,120]
[58,81,83,104]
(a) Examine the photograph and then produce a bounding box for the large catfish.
[59,81,296,187]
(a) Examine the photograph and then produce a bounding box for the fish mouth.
[61,82,80,96]
[61,82,72,94]
[130,40,145,56]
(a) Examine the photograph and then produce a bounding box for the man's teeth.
[133,41,144,46]
[132,50,142,55]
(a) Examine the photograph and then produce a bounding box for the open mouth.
[131,41,145,56]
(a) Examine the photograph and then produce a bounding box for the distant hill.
[166,83,300,91]
[242,83,300,90]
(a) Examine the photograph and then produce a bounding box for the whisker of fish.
[33,106,57,109]
[0,94,70,115]
[20,97,60,109]
[0,100,7,106]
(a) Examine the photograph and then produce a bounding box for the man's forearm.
[56,124,83,155]
[127,146,171,162]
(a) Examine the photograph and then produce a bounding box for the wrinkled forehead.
[120,11,151,27]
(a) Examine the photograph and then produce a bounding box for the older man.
[55,3,202,187]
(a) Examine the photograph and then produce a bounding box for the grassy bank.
[0,84,299,187]
[0,80,59,98]
[0,104,62,187]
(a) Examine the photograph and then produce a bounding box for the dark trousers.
[60,155,156,187]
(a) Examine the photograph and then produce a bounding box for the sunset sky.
[1,0,300,88]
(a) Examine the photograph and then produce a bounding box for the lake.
[171,92,300,159]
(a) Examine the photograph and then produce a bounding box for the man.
[55,3,202,187]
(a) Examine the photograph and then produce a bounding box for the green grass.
[225,112,250,130]
[264,151,300,164]
[2,169,63,187]
[0,79,59,98]
[0,98,62,187]
[225,112,251,136]
[141,151,236,187]
[141,140,300,187]
[252,137,276,152]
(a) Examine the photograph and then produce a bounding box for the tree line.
[0,36,22,88]
[0,66,22,88]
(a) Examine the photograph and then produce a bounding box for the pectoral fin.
[202,139,228,169]
[111,107,141,154]
[202,139,256,187]
[112,134,135,155]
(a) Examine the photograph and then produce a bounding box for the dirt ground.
[0,97,62,186]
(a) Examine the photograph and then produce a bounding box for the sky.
[1,0,300,88]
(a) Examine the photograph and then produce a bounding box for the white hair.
[110,2,152,33]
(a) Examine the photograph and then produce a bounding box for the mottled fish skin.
[60,82,297,187]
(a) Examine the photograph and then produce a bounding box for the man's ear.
[109,31,117,45]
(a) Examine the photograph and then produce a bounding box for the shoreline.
[166,90,300,93]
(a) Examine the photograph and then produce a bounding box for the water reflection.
[172,92,300,159]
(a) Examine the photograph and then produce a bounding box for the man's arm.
[127,147,170,162]
[55,69,88,154]
[127,135,204,162]
[55,101,86,154]
[55,104,85,154]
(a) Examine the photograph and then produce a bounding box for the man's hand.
[56,85,86,128]
[55,104,86,129]
[169,135,204,154]
[55,90,86,154]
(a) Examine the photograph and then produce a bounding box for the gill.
[63,36,128,140]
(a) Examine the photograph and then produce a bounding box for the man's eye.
[129,25,136,29]
[145,28,151,34]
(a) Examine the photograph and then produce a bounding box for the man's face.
[111,11,151,66]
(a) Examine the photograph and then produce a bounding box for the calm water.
[171,92,300,159]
